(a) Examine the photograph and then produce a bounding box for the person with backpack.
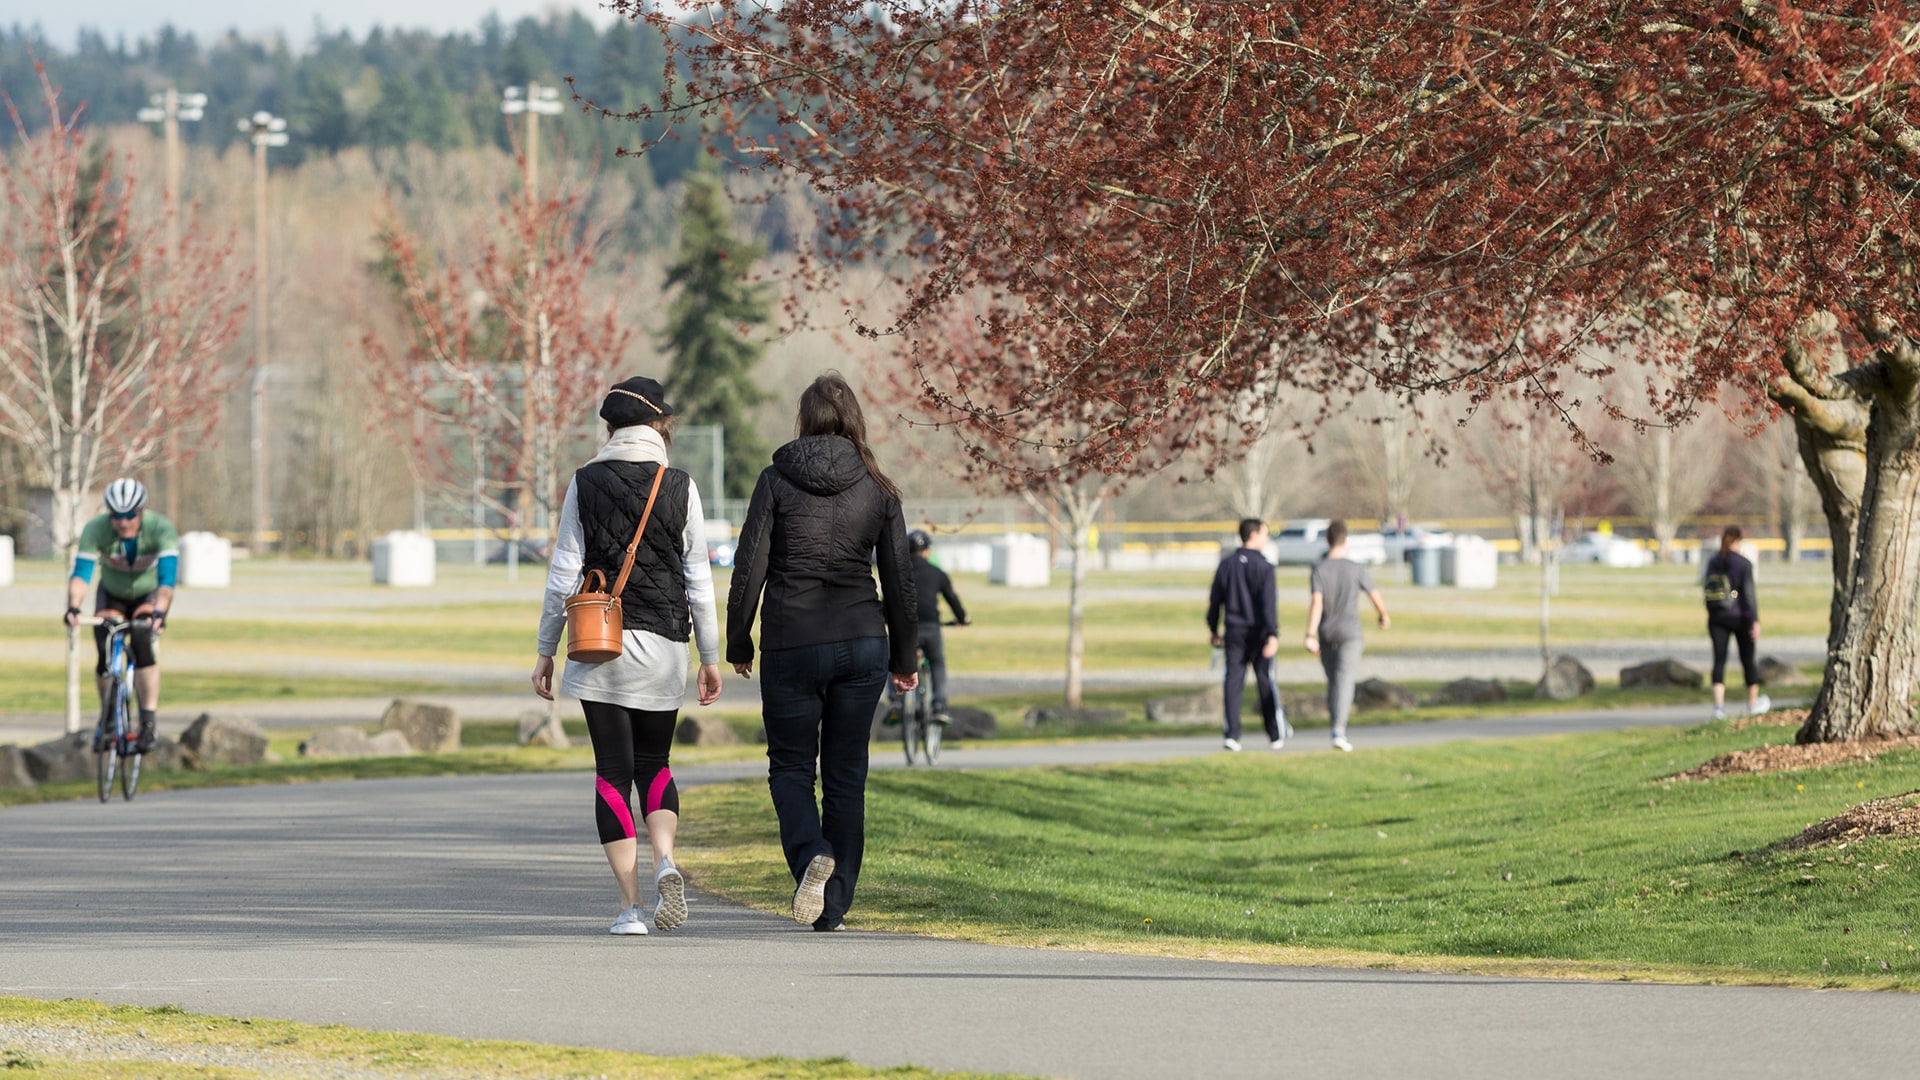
[1703,526,1768,719]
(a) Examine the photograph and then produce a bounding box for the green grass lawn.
[0,662,494,713]
[676,717,1920,988]
[0,997,1032,1079]
[0,558,1837,686]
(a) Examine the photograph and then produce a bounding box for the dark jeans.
[1709,615,1758,687]
[761,636,890,927]
[1221,626,1281,742]
[918,623,948,714]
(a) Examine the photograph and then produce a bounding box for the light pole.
[238,111,288,555]
[138,88,206,521]
[501,84,564,583]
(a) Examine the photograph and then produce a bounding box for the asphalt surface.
[6,705,1919,1079]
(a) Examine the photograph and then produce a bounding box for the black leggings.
[1709,616,1758,687]
[582,700,679,845]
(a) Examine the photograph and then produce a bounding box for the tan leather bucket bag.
[563,467,664,663]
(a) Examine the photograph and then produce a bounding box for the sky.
[5,0,614,50]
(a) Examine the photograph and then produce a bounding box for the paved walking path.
[5,705,1915,1079]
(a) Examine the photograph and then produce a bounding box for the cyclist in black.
[63,478,178,752]
[907,529,968,723]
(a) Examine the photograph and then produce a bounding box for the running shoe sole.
[654,867,687,931]
[792,854,835,924]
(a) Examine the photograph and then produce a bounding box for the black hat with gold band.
[600,376,675,427]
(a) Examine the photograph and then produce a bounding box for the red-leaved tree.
[0,67,244,564]
[620,1,1920,742]
[361,177,630,563]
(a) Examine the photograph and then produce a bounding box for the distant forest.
[0,14,713,187]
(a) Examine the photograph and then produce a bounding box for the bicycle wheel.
[917,684,940,760]
[119,674,141,801]
[95,699,118,804]
[900,688,921,765]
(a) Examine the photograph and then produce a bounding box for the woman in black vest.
[532,377,723,936]
[727,372,918,931]
[1703,525,1767,720]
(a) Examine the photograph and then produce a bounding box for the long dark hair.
[796,371,900,501]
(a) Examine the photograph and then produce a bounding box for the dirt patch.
[1666,731,1920,782]
[1782,790,1920,850]
[1729,707,1809,732]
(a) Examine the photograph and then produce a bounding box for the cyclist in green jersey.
[63,478,179,752]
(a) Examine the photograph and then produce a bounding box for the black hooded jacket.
[725,435,918,673]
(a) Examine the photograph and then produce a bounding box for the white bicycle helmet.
[103,478,147,516]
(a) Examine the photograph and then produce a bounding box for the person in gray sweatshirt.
[1303,520,1390,752]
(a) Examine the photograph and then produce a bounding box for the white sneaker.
[1750,694,1772,716]
[653,863,687,932]
[1331,736,1354,752]
[1271,721,1293,750]
[792,853,835,924]
[610,905,649,936]
[1222,738,1243,752]
[1713,705,1727,721]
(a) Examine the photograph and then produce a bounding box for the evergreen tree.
[660,164,770,500]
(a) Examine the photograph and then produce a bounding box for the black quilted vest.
[574,460,693,641]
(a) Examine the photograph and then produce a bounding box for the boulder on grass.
[367,731,415,756]
[1434,678,1508,706]
[142,735,186,773]
[178,714,271,768]
[1281,691,1329,724]
[300,726,373,758]
[516,708,571,748]
[1353,678,1419,713]
[24,731,96,783]
[1758,656,1810,687]
[1535,656,1596,701]
[1620,658,1703,689]
[0,744,37,789]
[379,699,460,754]
[675,715,743,746]
[944,705,997,740]
[1146,685,1222,725]
[1022,706,1127,730]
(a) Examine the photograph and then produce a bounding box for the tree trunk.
[1798,362,1920,743]
[1063,498,1098,709]
[1652,427,1676,562]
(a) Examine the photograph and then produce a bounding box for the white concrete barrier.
[1444,535,1499,589]
[178,531,232,588]
[935,541,993,575]
[0,534,12,586]
[373,530,437,587]
[989,533,1051,587]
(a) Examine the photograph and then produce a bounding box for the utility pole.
[238,111,288,556]
[137,89,205,521]
[501,84,563,584]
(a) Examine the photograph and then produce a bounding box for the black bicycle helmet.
[907,529,932,554]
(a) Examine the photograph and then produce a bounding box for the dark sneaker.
[92,729,109,754]
[792,853,835,924]
[136,720,156,754]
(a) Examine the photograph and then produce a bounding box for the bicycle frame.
[76,615,145,801]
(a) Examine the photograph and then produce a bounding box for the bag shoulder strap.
[608,466,666,598]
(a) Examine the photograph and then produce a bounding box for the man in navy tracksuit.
[1207,519,1287,751]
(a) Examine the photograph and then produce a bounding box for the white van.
[1268,519,1388,565]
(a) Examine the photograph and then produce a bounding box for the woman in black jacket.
[1704,526,1768,719]
[727,372,918,930]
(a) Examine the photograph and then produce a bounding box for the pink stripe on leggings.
[646,768,674,817]
[596,776,636,839]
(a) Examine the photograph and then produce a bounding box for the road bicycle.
[76,615,148,802]
[894,620,962,767]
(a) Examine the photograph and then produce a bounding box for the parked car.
[1560,532,1654,568]
[1378,525,1452,563]
[1268,518,1387,565]
[705,518,735,568]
